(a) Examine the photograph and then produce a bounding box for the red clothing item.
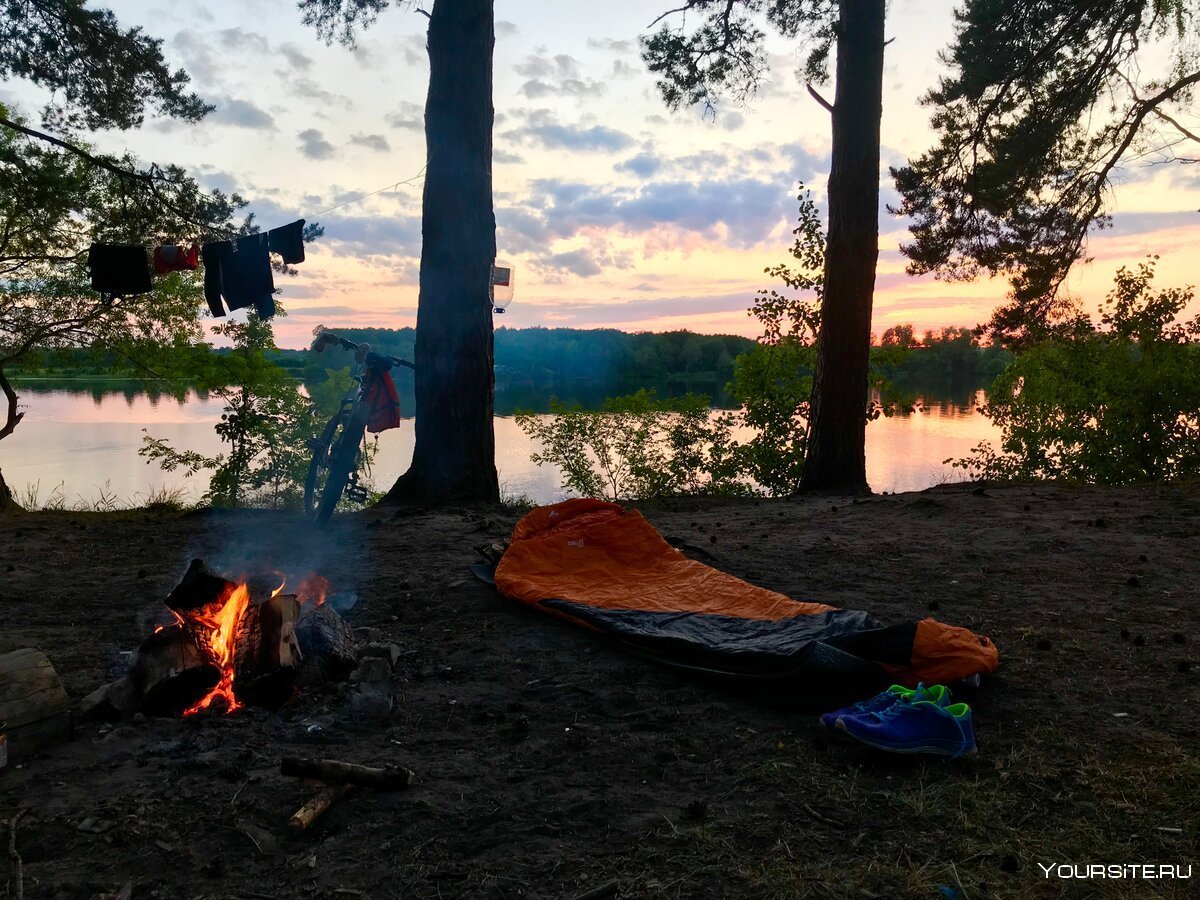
[153,243,200,274]
[365,372,402,433]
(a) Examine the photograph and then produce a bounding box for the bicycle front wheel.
[313,408,368,526]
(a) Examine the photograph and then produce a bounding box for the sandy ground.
[1,483,1198,899]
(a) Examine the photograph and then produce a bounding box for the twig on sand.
[7,809,28,900]
[801,801,846,829]
[572,881,618,900]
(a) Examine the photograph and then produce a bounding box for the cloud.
[278,42,314,71]
[1106,209,1200,236]
[172,30,220,84]
[217,28,270,56]
[615,150,662,178]
[398,34,427,67]
[385,101,423,131]
[298,128,336,159]
[514,53,605,99]
[193,166,239,195]
[350,133,391,152]
[498,172,795,253]
[532,248,603,278]
[719,111,746,131]
[496,20,518,36]
[322,213,423,258]
[209,96,275,129]
[494,148,526,164]
[587,38,634,53]
[504,113,635,153]
[530,291,756,327]
[289,77,353,109]
[287,304,360,316]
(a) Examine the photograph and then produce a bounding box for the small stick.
[281,757,415,790]
[8,809,28,900]
[289,784,352,831]
[573,882,618,900]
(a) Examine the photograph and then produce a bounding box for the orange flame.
[182,583,251,716]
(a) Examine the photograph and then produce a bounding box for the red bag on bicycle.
[364,371,402,433]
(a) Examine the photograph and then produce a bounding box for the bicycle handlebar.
[312,328,413,370]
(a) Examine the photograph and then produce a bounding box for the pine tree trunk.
[801,0,886,494]
[382,0,499,505]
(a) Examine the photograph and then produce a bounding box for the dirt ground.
[1,483,1198,899]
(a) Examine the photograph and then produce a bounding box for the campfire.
[86,559,358,719]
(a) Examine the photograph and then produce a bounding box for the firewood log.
[289,783,352,831]
[232,594,301,710]
[295,603,357,685]
[131,627,219,716]
[165,559,236,615]
[0,649,72,759]
[280,757,415,790]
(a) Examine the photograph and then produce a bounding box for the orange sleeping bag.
[494,499,999,688]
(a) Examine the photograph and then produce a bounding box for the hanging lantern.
[491,260,515,314]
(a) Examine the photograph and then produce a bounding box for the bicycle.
[304,327,414,526]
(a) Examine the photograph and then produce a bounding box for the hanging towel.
[87,244,152,297]
[267,219,306,265]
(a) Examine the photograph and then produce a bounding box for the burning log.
[165,559,237,616]
[280,757,415,790]
[232,590,302,710]
[88,561,355,719]
[131,627,220,717]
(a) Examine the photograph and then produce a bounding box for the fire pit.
[85,559,358,719]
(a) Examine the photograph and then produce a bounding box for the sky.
[5,0,1199,348]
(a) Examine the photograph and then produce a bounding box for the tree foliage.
[641,1,837,114]
[893,0,1200,343]
[516,390,747,501]
[139,314,349,508]
[0,0,210,130]
[954,258,1200,483]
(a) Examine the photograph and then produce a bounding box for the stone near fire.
[350,656,392,684]
[357,642,403,668]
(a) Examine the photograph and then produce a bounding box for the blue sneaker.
[835,700,977,758]
[819,683,952,732]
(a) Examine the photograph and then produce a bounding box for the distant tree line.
[11,324,1013,391]
[275,324,1011,390]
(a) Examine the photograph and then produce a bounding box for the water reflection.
[5,378,998,503]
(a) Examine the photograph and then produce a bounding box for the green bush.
[516,390,749,501]
[954,259,1200,484]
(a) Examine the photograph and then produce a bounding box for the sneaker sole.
[833,720,976,757]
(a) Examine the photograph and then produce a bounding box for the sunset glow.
[4,0,1195,346]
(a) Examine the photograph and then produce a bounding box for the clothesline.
[304,162,429,219]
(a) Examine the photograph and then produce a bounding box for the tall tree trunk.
[800,0,886,493]
[0,468,18,512]
[381,0,499,505]
[0,366,24,511]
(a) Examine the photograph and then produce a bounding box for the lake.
[3,380,999,506]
